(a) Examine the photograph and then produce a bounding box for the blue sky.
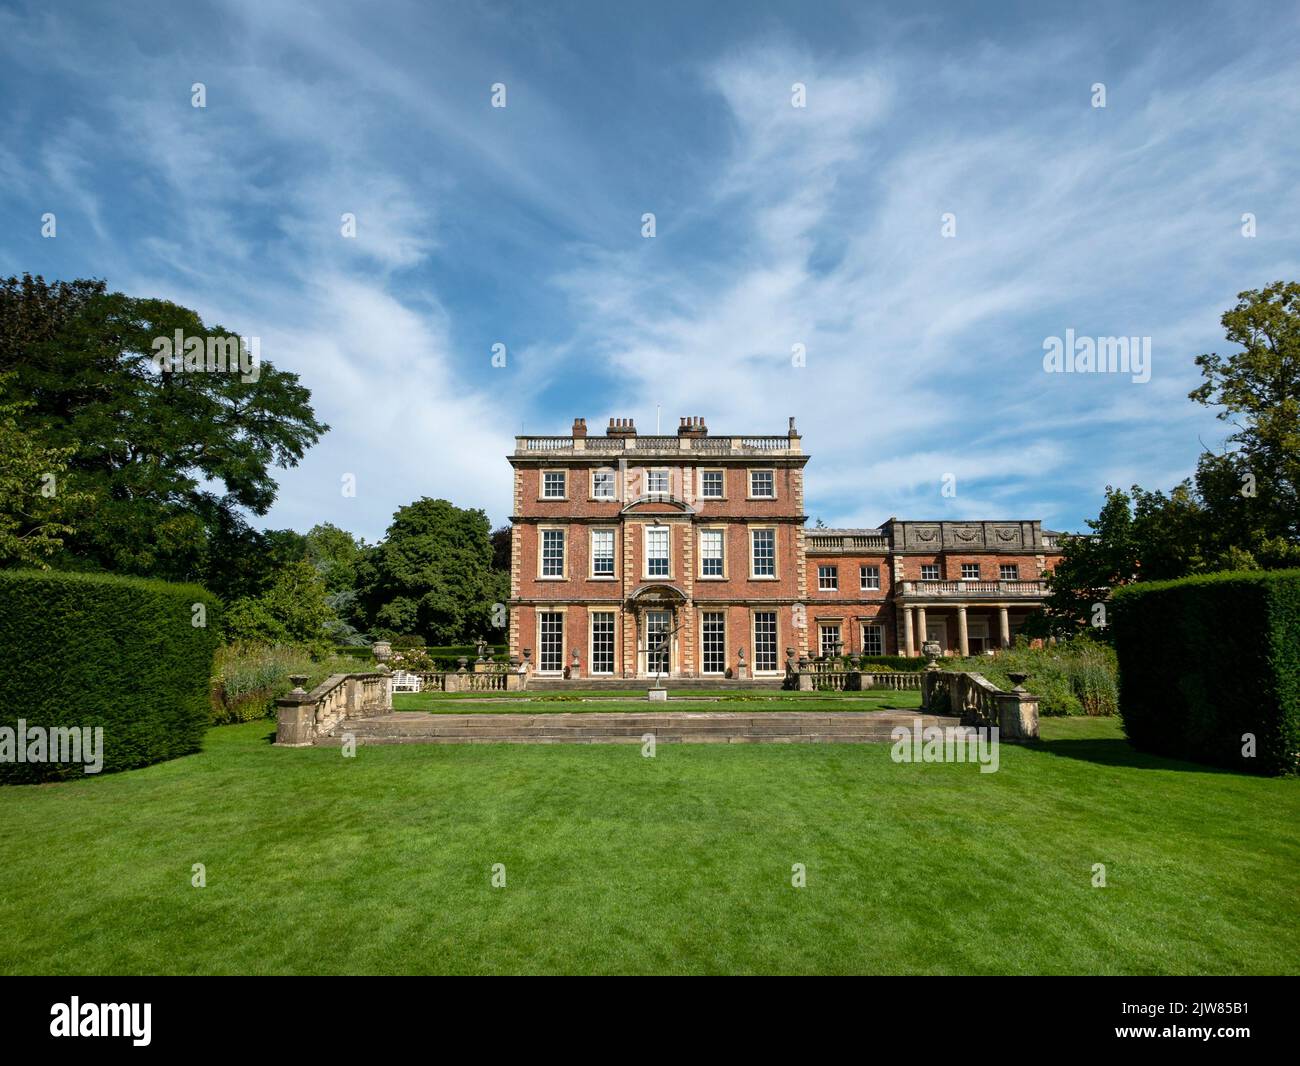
[2,0,1297,541]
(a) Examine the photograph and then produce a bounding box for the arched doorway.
[627,583,687,678]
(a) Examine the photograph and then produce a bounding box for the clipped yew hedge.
[1112,569,1300,775]
[0,570,221,783]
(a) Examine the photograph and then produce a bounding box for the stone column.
[957,606,969,657]
[903,606,915,657]
[916,606,928,651]
[999,606,1011,649]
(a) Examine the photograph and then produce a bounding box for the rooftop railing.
[899,579,1048,599]
[514,434,801,456]
[806,533,889,551]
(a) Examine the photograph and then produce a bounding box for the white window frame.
[751,610,779,673]
[541,470,567,500]
[700,611,726,675]
[1000,564,1019,581]
[646,468,669,496]
[699,469,725,499]
[749,526,777,579]
[698,526,726,579]
[819,623,842,658]
[644,524,670,579]
[860,565,880,591]
[537,609,566,673]
[817,565,838,591]
[748,469,776,499]
[920,564,940,581]
[590,527,615,579]
[539,527,567,579]
[591,468,616,500]
[589,610,616,675]
[961,563,981,582]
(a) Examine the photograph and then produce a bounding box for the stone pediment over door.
[627,582,688,605]
[621,496,696,516]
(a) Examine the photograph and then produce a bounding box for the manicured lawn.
[393,690,924,713]
[0,717,1296,975]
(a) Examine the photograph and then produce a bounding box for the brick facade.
[508,417,1063,677]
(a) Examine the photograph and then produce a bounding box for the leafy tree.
[489,525,512,572]
[1036,281,1300,633]
[305,522,365,594]
[304,522,369,644]
[0,378,88,566]
[1190,281,1300,545]
[0,274,327,584]
[357,498,505,645]
[223,560,334,646]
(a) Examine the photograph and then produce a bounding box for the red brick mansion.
[508,417,1064,679]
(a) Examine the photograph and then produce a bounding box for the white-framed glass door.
[643,610,670,675]
[539,611,564,672]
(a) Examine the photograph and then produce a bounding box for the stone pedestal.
[648,688,668,702]
[996,691,1040,740]
[275,677,315,746]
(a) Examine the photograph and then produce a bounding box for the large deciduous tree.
[1035,281,1300,635]
[357,498,507,645]
[1190,280,1300,550]
[0,274,327,592]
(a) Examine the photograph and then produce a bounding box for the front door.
[644,610,671,675]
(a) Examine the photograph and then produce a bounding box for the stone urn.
[1007,672,1030,692]
[371,641,392,661]
[922,640,942,669]
[288,674,309,694]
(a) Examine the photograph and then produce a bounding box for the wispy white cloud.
[2,1,1297,540]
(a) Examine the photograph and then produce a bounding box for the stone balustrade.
[513,434,800,456]
[414,665,521,693]
[275,672,392,747]
[786,656,925,692]
[920,669,1039,740]
[899,579,1048,599]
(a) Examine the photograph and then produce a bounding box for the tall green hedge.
[1112,569,1300,775]
[0,570,221,783]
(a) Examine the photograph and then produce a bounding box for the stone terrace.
[317,710,959,745]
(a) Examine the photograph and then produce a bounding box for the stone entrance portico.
[900,604,1025,656]
[626,582,686,677]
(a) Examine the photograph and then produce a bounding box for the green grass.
[393,690,924,713]
[0,717,1296,975]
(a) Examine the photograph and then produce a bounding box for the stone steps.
[526,677,786,691]
[319,711,957,745]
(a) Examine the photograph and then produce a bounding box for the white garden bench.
[390,671,423,693]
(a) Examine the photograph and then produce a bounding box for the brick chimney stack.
[677,415,708,438]
[606,417,637,437]
[572,417,587,437]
